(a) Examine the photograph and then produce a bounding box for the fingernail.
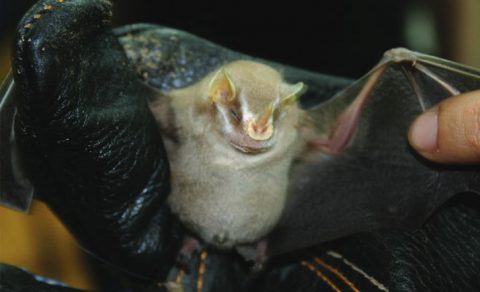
[410,108,438,152]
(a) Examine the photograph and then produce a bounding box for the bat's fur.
[150,61,306,248]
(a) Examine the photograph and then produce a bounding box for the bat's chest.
[167,144,291,248]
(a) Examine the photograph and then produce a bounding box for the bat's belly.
[168,165,288,248]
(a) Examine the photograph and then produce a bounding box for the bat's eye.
[230,109,241,122]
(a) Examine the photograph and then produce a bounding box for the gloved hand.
[12,0,180,280]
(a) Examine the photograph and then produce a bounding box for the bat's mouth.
[223,128,274,155]
[230,142,272,154]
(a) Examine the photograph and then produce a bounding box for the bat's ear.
[280,82,306,108]
[208,68,237,105]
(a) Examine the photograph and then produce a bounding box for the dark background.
[112,0,409,77]
[2,0,471,78]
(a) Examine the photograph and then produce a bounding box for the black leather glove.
[12,0,180,280]
[259,195,480,292]
[0,263,83,292]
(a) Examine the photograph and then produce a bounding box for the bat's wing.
[268,48,480,256]
[0,71,33,212]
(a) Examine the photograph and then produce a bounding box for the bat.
[149,60,307,261]
[148,48,480,264]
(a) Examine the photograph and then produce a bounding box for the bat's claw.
[252,262,264,272]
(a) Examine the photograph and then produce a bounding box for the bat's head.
[206,61,305,154]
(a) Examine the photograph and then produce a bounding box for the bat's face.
[206,61,305,154]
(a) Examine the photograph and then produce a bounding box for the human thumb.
[409,90,480,164]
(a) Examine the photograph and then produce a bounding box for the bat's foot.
[237,240,269,271]
[252,240,268,272]
[176,237,201,272]
[252,262,264,272]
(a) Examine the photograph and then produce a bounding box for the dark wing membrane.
[0,71,34,212]
[268,48,480,256]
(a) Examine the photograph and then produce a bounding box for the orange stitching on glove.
[313,257,359,292]
[197,250,208,292]
[301,261,341,292]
